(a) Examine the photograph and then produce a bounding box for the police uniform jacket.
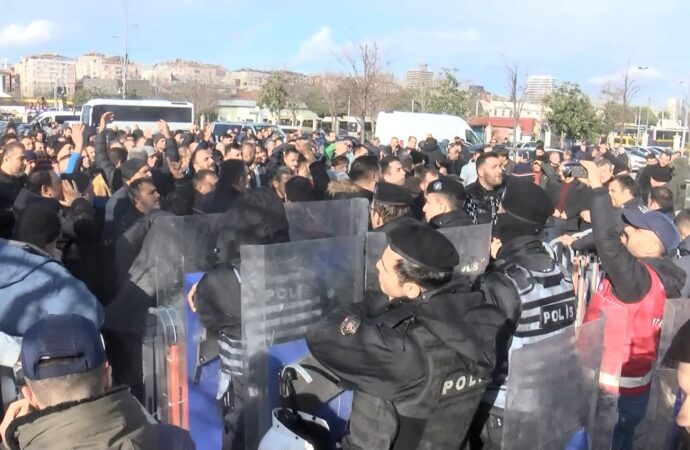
[306,282,508,450]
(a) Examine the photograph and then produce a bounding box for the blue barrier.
[184,273,223,450]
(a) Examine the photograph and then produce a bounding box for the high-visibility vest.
[583,264,666,395]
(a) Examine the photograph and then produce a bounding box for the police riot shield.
[640,298,690,448]
[134,214,221,428]
[365,223,491,293]
[241,234,365,449]
[502,319,604,450]
[284,198,369,241]
[142,305,188,429]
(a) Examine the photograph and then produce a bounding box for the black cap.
[387,222,459,271]
[374,182,415,206]
[426,177,466,201]
[502,177,555,226]
[22,314,106,380]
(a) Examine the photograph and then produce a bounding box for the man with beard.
[464,152,505,225]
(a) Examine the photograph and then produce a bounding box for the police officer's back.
[306,223,507,450]
[469,177,576,449]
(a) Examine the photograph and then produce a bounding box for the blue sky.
[0,0,688,108]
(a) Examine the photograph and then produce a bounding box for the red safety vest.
[583,264,666,395]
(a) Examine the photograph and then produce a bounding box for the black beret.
[387,222,459,272]
[426,177,466,201]
[374,182,415,206]
[285,176,314,202]
[502,177,555,225]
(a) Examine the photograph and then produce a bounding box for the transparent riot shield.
[284,198,369,241]
[142,305,188,429]
[502,319,604,450]
[135,214,221,427]
[640,298,690,448]
[365,223,491,293]
[241,234,365,448]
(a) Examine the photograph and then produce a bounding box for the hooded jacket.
[0,239,103,336]
[326,180,374,202]
[6,386,195,450]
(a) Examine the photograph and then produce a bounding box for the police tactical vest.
[492,257,576,409]
[344,322,488,450]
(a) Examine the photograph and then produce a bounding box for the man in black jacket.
[464,151,504,225]
[306,222,507,450]
[424,177,473,228]
[0,142,27,215]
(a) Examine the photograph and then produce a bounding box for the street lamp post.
[122,0,129,99]
[680,77,690,148]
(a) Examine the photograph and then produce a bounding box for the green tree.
[72,88,107,108]
[544,82,600,142]
[258,72,289,123]
[426,70,470,116]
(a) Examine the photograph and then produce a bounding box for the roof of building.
[467,117,538,130]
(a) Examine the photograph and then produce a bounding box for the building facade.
[524,75,556,104]
[15,54,76,98]
[76,53,141,81]
[147,59,227,86]
[225,69,272,91]
[405,64,435,89]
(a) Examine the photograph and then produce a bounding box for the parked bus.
[80,99,194,130]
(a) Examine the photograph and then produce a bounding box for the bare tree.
[601,64,640,137]
[168,82,220,124]
[340,42,387,141]
[503,60,528,146]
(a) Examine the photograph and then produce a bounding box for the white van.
[375,111,482,150]
[33,110,81,128]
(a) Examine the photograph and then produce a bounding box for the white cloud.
[0,20,55,48]
[588,66,661,85]
[293,27,339,64]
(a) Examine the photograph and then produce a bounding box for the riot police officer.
[306,222,508,450]
[468,177,577,449]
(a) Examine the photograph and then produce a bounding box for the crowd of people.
[1,113,690,450]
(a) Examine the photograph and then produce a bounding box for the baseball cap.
[21,314,106,381]
[622,205,681,253]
